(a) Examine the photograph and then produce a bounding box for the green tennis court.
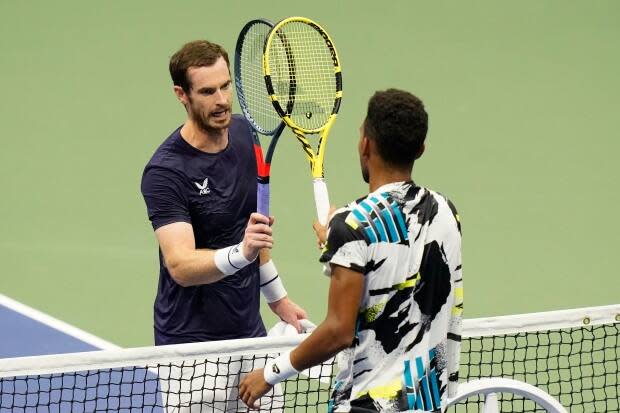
[1,0,618,349]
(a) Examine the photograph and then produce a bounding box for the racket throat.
[293,131,322,177]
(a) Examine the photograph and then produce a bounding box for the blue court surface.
[0,303,102,358]
[0,294,163,412]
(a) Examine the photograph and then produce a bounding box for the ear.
[173,85,188,106]
[359,136,371,158]
[415,143,426,160]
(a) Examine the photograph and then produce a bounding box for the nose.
[215,89,227,105]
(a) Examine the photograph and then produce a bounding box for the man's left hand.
[313,206,336,249]
[239,368,272,410]
[268,297,307,332]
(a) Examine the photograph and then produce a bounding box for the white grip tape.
[263,351,299,385]
[214,242,253,276]
[260,260,287,303]
[313,178,330,226]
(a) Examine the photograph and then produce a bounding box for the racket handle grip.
[313,178,330,226]
[257,182,270,217]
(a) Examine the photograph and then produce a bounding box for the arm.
[239,264,364,408]
[444,199,463,397]
[289,264,363,369]
[258,249,308,331]
[156,213,274,287]
[447,273,463,398]
[142,168,272,286]
[267,297,307,332]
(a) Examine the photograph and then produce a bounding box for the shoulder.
[426,189,458,216]
[223,115,255,158]
[426,189,461,234]
[229,115,253,141]
[330,196,367,231]
[231,113,250,127]
[144,126,185,171]
[141,165,187,196]
[320,202,370,274]
[324,197,371,247]
[141,128,188,194]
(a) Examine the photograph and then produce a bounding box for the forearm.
[259,257,288,303]
[290,318,352,371]
[262,265,361,387]
[165,248,225,287]
[157,216,271,287]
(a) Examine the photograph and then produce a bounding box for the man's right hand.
[243,213,274,261]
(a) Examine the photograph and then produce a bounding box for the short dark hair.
[169,40,230,93]
[363,89,428,167]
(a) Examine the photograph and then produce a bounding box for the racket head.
[234,19,285,136]
[264,17,342,134]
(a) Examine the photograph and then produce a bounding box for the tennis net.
[0,304,618,412]
[455,304,619,412]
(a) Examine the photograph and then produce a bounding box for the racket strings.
[267,22,338,131]
[238,23,283,134]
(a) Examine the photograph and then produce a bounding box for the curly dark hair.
[363,89,428,167]
[169,40,230,93]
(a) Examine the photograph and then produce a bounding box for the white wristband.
[263,351,299,385]
[260,260,287,303]
[214,242,253,276]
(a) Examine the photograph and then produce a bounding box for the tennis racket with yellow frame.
[263,16,342,225]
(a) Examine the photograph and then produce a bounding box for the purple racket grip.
[257,182,270,217]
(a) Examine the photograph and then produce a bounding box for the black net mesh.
[452,323,619,412]
[1,317,618,412]
[1,354,333,412]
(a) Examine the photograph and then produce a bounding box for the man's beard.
[189,102,231,133]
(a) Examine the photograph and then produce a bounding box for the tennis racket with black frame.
[234,18,293,217]
[263,16,342,225]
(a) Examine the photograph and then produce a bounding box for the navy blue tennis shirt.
[141,115,266,345]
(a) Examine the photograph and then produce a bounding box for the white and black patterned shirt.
[320,181,463,413]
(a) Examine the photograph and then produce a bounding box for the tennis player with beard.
[141,40,304,412]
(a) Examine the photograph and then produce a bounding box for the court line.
[0,293,120,351]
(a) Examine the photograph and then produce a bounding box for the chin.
[214,114,232,129]
[204,118,231,131]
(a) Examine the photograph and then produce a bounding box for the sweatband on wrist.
[214,242,253,276]
[260,260,287,303]
[263,351,299,385]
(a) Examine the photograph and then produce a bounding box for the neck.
[368,164,412,192]
[180,119,228,153]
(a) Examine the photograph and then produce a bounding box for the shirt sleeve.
[445,199,463,398]
[141,167,191,230]
[319,208,368,276]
